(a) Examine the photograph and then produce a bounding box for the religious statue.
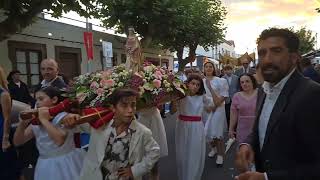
[125,27,142,73]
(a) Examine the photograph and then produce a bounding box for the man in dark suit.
[235,57,255,76]
[35,58,67,92]
[235,28,320,180]
[300,57,320,83]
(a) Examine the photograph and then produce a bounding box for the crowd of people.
[1,27,320,180]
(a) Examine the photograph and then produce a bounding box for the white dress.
[203,77,229,140]
[137,107,168,157]
[175,95,206,180]
[31,112,85,180]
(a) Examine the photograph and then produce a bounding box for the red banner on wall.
[83,32,93,60]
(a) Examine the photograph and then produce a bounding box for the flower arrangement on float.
[73,63,185,109]
[20,63,186,128]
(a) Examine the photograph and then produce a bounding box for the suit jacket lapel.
[262,71,300,149]
[129,120,142,158]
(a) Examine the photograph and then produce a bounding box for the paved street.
[25,112,238,180]
[159,113,238,180]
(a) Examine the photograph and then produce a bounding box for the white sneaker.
[216,155,224,166]
[208,147,217,158]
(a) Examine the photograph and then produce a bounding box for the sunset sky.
[223,0,320,54]
[46,0,320,55]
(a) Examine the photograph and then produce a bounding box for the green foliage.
[289,27,316,54]
[93,0,179,47]
[161,0,227,71]
[0,0,97,41]
[1,0,227,71]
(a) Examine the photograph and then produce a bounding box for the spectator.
[7,70,34,105]
[222,65,239,128]
[299,57,320,83]
[35,58,67,92]
[235,57,255,76]
[0,65,20,180]
[236,28,320,180]
[229,73,257,143]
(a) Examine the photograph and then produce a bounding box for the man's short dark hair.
[257,28,300,53]
[7,70,21,81]
[224,65,233,70]
[108,88,139,106]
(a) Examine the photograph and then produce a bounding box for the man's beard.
[261,64,286,84]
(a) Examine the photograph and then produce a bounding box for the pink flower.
[153,79,162,88]
[96,88,104,96]
[153,70,163,80]
[90,81,99,89]
[100,79,114,88]
[101,70,112,79]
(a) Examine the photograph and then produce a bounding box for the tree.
[0,0,97,41]
[93,0,179,48]
[290,27,317,54]
[94,0,226,68]
[161,0,227,71]
[316,8,320,13]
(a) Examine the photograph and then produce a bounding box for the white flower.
[143,83,154,91]
[112,141,124,154]
[167,87,173,92]
[118,82,124,87]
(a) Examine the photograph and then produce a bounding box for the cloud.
[223,0,320,53]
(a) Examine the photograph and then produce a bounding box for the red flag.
[84,32,94,60]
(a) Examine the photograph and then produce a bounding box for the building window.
[121,54,126,64]
[112,53,118,66]
[8,41,46,87]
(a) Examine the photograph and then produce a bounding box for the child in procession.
[171,73,216,180]
[62,88,160,180]
[13,86,85,180]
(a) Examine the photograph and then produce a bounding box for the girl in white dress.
[14,86,85,180]
[203,61,229,167]
[171,73,213,180]
[137,106,168,180]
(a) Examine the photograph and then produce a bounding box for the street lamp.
[158,54,162,67]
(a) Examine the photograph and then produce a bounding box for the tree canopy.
[0,0,97,41]
[1,0,227,72]
[160,0,227,71]
[290,27,317,54]
[92,0,226,70]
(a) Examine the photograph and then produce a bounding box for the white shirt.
[258,68,296,150]
[41,76,59,88]
[243,67,249,73]
[255,69,295,180]
[15,81,21,88]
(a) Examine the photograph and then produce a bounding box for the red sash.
[178,114,201,122]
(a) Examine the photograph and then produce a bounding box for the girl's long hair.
[186,73,206,95]
[0,65,8,90]
[203,61,216,77]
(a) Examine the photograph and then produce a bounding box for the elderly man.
[235,57,255,76]
[235,28,320,180]
[35,58,67,91]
